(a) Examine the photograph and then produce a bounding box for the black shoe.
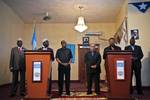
[130,91,133,94]
[87,91,92,95]
[137,91,144,95]
[47,91,51,96]
[9,93,16,97]
[66,92,70,95]
[20,92,26,96]
[96,92,100,96]
[58,92,62,96]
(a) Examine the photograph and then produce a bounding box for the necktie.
[92,52,94,56]
[18,48,22,55]
[131,46,134,51]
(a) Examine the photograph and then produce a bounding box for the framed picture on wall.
[131,29,139,40]
[82,37,89,45]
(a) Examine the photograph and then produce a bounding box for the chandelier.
[74,6,88,33]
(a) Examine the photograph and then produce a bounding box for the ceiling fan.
[43,12,51,21]
[32,12,51,23]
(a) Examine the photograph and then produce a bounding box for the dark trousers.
[47,75,52,94]
[87,72,100,94]
[11,70,25,94]
[130,62,142,93]
[58,67,70,94]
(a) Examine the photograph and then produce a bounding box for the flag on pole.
[120,18,128,50]
[31,24,37,50]
[115,18,128,50]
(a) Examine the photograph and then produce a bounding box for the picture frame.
[131,29,139,40]
[82,37,89,45]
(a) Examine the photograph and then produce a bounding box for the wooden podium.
[105,51,132,98]
[25,51,51,99]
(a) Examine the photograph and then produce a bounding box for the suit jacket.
[103,45,121,59]
[125,45,143,68]
[9,47,26,71]
[84,51,101,73]
[38,47,54,61]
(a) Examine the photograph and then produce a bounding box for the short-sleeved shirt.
[56,47,73,63]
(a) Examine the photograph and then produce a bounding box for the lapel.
[15,47,19,55]
[128,46,133,51]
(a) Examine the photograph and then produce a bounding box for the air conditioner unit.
[85,32,102,36]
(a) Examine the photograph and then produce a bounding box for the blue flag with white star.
[66,44,75,63]
[129,1,150,13]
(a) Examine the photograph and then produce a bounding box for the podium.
[105,51,132,98]
[25,51,51,99]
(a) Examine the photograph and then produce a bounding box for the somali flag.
[129,1,150,13]
[66,44,75,63]
[31,25,37,50]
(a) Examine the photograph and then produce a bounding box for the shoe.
[9,93,16,97]
[20,92,26,96]
[47,91,51,96]
[87,91,92,95]
[137,91,144,95]
[96,92,100,96]
[58,92,62,96]
[130,91,133,94]
[66,92,70,95]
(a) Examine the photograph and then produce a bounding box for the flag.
[129,1,150,13]
[31,24,37,50]
[115,18,128,50]
[66,44,75,63]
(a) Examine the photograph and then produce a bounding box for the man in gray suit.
[9,38,26,97]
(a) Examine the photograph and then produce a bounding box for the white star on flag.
[139,3,147,10]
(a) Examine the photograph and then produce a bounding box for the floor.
[0,82,150,100]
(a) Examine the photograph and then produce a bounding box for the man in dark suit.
[125,38,144,95]
[9,38,26,97]
[103,38,121,86]
[38,39,54,95]
[103,37,121,60]
[56,40,72,96]
[84,43,101,95]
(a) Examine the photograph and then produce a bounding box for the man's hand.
[62,63,69,66]
[131,57,138,60]
[9,67,13,72]
[91,65,96,69]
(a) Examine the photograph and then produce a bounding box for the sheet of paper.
[116,60,125,80]
[33,62,41,81]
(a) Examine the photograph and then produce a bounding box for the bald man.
[125,38,144,95]
[103,37,121,59]
[84,44,101,95]
[38,39,54,95]
[9,38,26,97]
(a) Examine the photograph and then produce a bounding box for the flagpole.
[39,21,43,47]
[125,16,128,45]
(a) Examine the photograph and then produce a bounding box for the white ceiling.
[2,0,126,23]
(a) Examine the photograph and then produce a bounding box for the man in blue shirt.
[56,40,72,96]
